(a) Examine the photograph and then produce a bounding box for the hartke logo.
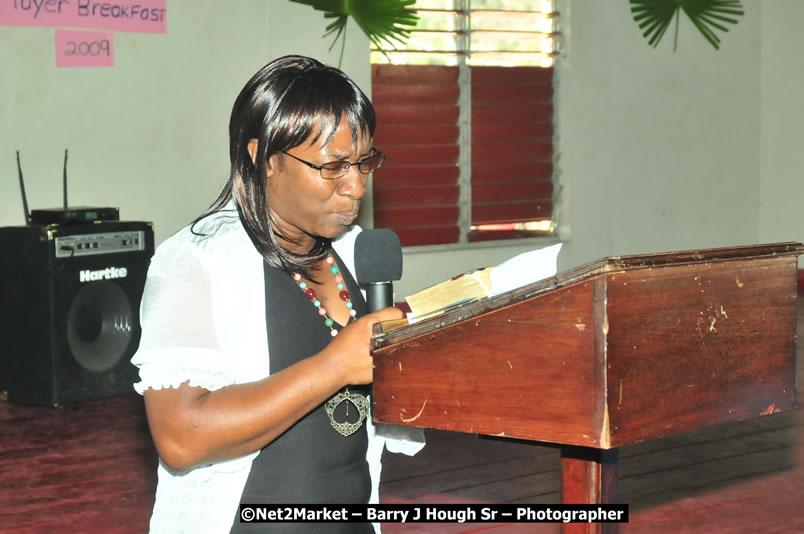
[79,267,128,283]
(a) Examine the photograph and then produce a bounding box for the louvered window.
[371,0,558,246]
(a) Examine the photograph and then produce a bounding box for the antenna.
[16,150,31,225]
[63,148,68,209]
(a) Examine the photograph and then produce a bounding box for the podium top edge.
[599,241,804,270]
[372,242,803,349]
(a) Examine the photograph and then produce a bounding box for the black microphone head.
[354,228,403,283]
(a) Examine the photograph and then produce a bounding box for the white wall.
[759,0,804,254]
[556,0,764,272]
[0,0,370,246]
[2,0,801,299]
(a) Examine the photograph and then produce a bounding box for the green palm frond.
[630,0,744,51]
[290,0,419,66]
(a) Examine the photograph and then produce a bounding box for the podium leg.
[560,446,619,534]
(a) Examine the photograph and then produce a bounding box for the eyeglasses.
[279,148,386,180]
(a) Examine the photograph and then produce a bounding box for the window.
[371,0,558,246]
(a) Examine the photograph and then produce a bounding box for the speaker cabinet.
[0,221,154,406]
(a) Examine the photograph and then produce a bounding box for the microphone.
[354,229,403,313]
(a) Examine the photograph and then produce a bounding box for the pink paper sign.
[0,0,166,33]
[55,29,113,67]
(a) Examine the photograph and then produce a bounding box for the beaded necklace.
[291,251,367,437]
[292,253,356,337]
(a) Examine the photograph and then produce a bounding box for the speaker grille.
[66,280,134,373]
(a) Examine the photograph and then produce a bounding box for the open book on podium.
[370,242,803,451]
[378,243,564,333]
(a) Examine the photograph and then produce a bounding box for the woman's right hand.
[323,306,404,386]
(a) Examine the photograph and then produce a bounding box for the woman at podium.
[130,55,423,533]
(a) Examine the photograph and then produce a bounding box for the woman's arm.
[143,306,402,472]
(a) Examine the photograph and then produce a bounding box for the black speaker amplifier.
[0,221,154,406]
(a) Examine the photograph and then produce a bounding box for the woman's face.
[263,117,371,252]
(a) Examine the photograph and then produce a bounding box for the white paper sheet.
[488,243,563,297]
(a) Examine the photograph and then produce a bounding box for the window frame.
[370,0,559,248]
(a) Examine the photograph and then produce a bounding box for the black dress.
[230,250,373,533]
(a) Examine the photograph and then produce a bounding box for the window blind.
[371,0,557,246]
[372,64,461,246]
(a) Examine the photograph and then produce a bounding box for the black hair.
[191,55,376,277]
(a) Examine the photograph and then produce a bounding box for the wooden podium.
[371,242,803,533]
